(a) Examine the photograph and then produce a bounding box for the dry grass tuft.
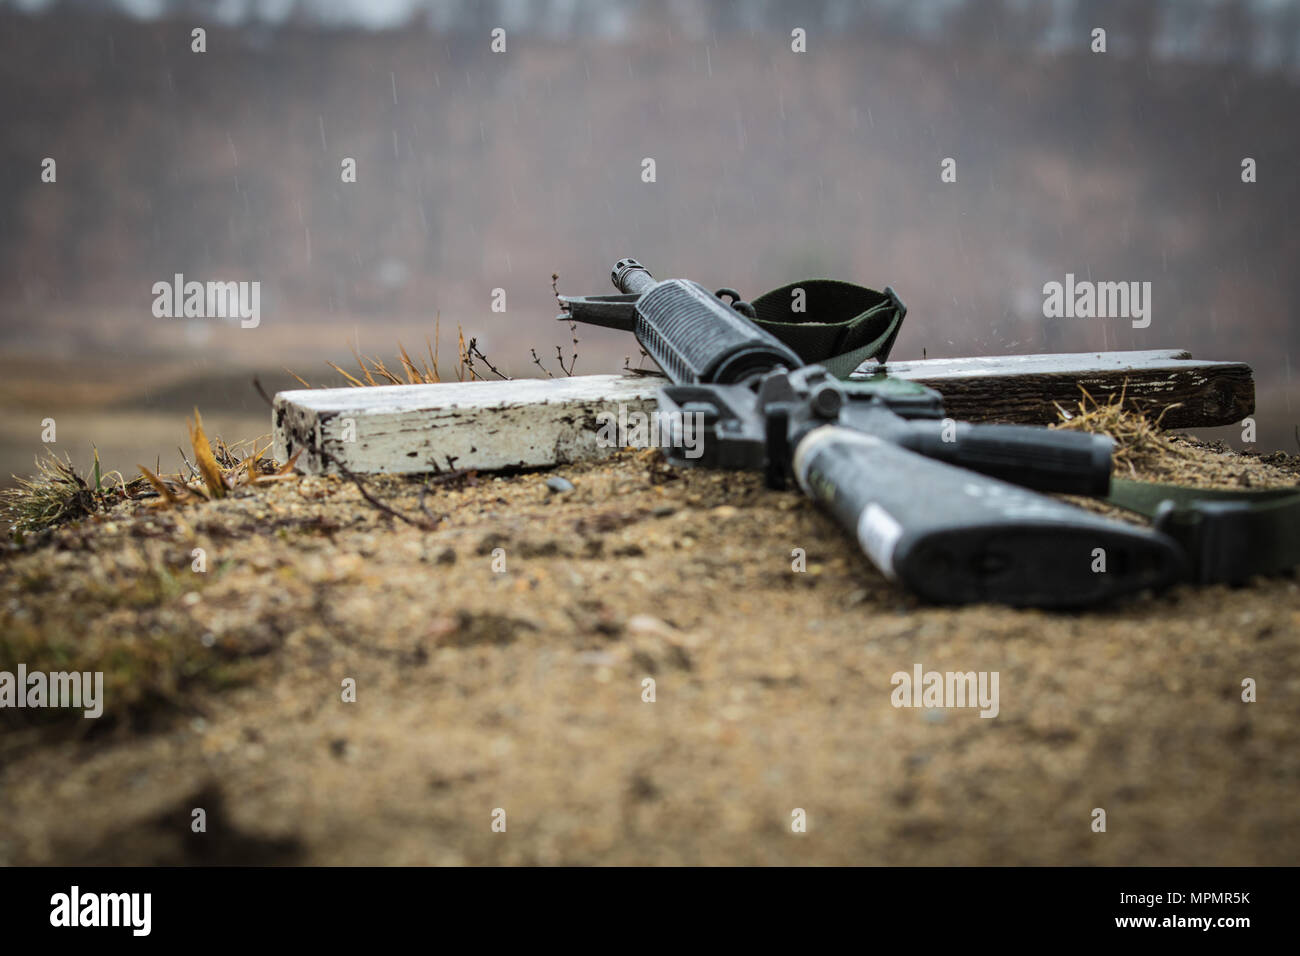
[2,450,113,534]
[2,412,296,536]
[290,283,594,388]
[188,409,230,499]
[290,313,503,388]
[140,413,297,508]
[1050,383,1296,491]
[1052,383,1195,477]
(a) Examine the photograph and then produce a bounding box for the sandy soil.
[1,439,1298,865]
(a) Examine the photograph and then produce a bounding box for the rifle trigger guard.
[714,288,757,319]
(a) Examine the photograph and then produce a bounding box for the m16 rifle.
[558,258,1185,607]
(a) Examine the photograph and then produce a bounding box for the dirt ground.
[1,436,1298,866]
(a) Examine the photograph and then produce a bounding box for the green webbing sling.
[747,280,907,378]
[741,276,1300,585]
[1108,478,1300,585]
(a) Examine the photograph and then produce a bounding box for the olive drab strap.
[1107,478,1300,584]
[747,280,907,378]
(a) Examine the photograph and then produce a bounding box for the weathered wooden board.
[273,374,660,476]
[869,349,1254,429]
[274,349,1255,475]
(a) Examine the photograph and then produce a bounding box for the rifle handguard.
[631,278,803,385]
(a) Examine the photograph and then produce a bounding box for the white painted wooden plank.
[273,373,661,476]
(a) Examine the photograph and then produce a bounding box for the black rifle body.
[563,258,1184,607]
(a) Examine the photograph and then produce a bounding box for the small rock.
[546,476,574,494]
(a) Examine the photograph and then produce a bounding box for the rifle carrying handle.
[792,426,1183,607]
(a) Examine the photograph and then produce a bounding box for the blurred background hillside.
[1,0,1298,483]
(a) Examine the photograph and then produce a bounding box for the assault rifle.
[558,258,1185,607]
